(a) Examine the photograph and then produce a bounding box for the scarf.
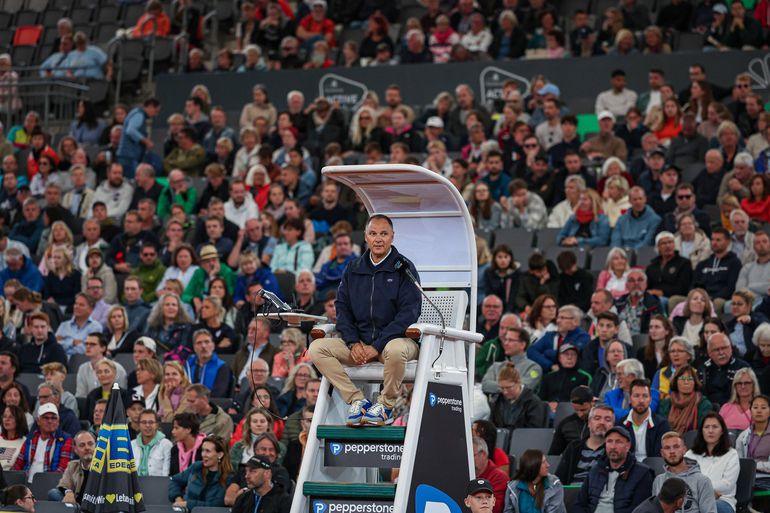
[136,431,165,476]
[667,391,701,434]
[177,432,206,472]
[575,208,594,225]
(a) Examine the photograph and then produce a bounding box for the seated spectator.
[275,363,316,417]
[132,358,162,410]
[2,383,32,429]
[169,435,235,509]
[473,419,510,476]
[0,247,42,293]
[540,343,591,406]
[54,293,102,357]
[490,363,549,430]
[674,213,711,269]
[18,313,66,373]
[13,403,72,482]
[692,149,726,208]
[195,296,236,354]
[601,175,631,228]
[580,110,628,161]
[131,409,172,476]
[182,244,236,312]
[132,0,171,38]
[271,219,314,274]
[735,394,770,489]
[271,328,310,379]
[528,305,589,372]
[736,230,770,299]
[718,151,754,201]
[556,251,594,313]
[61,32,107,79]
[596,248,631,300]
[185,330,234,398]
[48,430,96,503]
[719,367,759,431]
[230,454,291,513]
[516,253,559,310]
[482,327,542,395]
[0,405,29,470]
[184,384,234,444]
[572,425,653,513]
[523,294,558,343]
[548,175,584,229]
[610,187,660,250]
[645,231,693,302]
[652,337,696,400]
[230,407,282,467]
[400,29,433,64]
[700,333,750,408]
[616,270,663,339]
[42,248,81,310]
[169,412,204,475]
[504,448,565,513]
[556,403,614,485]
[482,245,520,314]
[504,179,548,231]
[489,10,526,59]
[605,358,661,419]
[158,361,192,423]
[556,189,610,248]
[658,365,714,434]
[144,293,193,354]
[470,183,503,233]
[76,332,128,397]
[582,309,625,375]
[727,289,767,362]
[314,233,355,296]
[548,385,593,455]
[84,359,128,417]
[684,412,740,513]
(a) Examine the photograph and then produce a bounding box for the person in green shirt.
[182,244,236,312]
[475,313,521,378]
[157,168,198,220]
[162,127,207,176]
[129,240,166,303]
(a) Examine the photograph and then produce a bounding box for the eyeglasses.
[677,194,693,200]
[23,496,35,502]
[736,381,754,386]
[523,143,538,148]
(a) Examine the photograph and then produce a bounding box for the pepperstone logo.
[428,392,437,408]
[323,441,403,467]
[311,500,394,513]
[329,443,343,456]
[479,66,531,106]
[318,74,368,110]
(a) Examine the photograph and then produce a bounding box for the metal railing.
[0,76,89,128]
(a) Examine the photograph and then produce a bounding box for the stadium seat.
[632,334,649,351]
[144,506,184,513]
[643,456,666,475]
[33,502,77,513]
[62,373,77,394]
[267,376,286,392]
[30,472,63,499]
[494,227,536,249]
[5,471,26,486]
[52,0,73,10]
[159,422,173,439]
[17,373,44,393]
[121,2,145,27]
[554,402,574,428]
[96,5,118,23]
[634,246,657,267]
[589,246,612,271]
[544,246,587,269]
[138,476,172,504]
[26,0,49,12]
[546,454,561,471]
[534,228,562,250]
[563,485,581,513]
[41,8,64,27]
[508,428,554,462]
[68,6,91,24]
[1,0,24,13]
[190,508,231,513]
[682,430,696,448]
[114,353,136,374]
[94,22,118,43]
[675,32,704,52]
[12,24,42,46]
[475,228,493,248]
[14,9,39,26]
[496,427,511,453]
[0,29,13,50]
[350,230,364,248]
[210,397,230,409]
[736,458,756,513]
[67,353,88,374]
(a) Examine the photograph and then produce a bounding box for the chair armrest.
[310,324,336,340]
[406,323,484,344]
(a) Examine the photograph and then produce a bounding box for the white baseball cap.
[38,403,59,418]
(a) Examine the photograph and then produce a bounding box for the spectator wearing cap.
[549,386,594,456]
[572,425,653,513]
[595,70,639,119]
[182,245,236,311]
[13,403,73,483]
[645,232,693,301]
[163,128,207,177]
[634,476,689,513]
[637,145,669,198]
[230,455,291,513]
[472,438,507,513]
[647,163,681,216]
[580,111,628,161]
[482,327,543,395]
[465,478,497,513]
[34,381,80,437]
[718,151,755,201]
[660,183,713,237]
[368,42,398,67]
[529,305,589,373]
[295,0,335,48]
[540,344,592,407]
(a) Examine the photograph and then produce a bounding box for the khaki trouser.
[308,337,419,409]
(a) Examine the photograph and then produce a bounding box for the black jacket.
[558,268,594,313]
[539,367,592,403]
[698,356,750,407]
[549,412,588,456]
[555,437,603,485]
[645,254,693,298]
[231,482,292,513]
[335,247,421,352]
[573,455,654,513]
[491,386,549,430]
[693,252,742,300]
[19,334,67,373]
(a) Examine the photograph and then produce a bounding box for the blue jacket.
[482,172,511,201]
[610,206,661,249]
[315,254,357,292]
[573,456,653,513]
[233,267,281,304]
[0,257,43,293]
[556,214,610,248]
[335,246,421,352]
[9,218,43,253]
[527,328,590,370]
[117,106,148,160]
[186,353,233,398]
[168,461,234,508]
[604,387,661,419]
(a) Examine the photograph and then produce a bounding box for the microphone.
[258,288,293,312]
[394,256,446,333]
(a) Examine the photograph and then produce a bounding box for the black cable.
[246,298,287,422]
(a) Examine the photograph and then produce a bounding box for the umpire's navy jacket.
[335,246,422,352]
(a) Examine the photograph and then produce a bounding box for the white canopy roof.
[322,164,478,327]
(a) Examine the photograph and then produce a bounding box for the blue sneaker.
[362,402,394,426]
[346,398,371,426]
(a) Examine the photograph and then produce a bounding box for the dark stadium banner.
[406,382,468,513]
[318,73,368,110]
[156,50,767,120]
[310,498,393,513]
[323,439,403,468]
[81,384,145,513]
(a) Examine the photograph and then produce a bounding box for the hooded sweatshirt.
[651,459,717,513]
[693,251,742,300]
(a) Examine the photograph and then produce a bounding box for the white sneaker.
[346,398,371,426]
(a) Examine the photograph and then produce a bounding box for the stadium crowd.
[5,0,770,512]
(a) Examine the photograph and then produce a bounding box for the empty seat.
[12,24,42,45]
[138,476,172,504]
[676,31,704,51]
[41,8,64,27]
[17,373,44,393]
[14,9,39,25]
[634,246,657,268]
[736,458,756,512]
[26,0,49,12]
[554,402,574,428]
[508,428,554,462]
[589,246,612,271]
[114,353,136,374]
[32,502,78,513]
[69,6,91,24]
[496,427,511,453]
[5,471,26,486]
[643,456,666,475]
[495,227,535,249]
[95,4,118,23]
[30,472,62,500]
[534,228,562,249]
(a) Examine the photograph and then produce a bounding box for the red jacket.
[26,145,59,179]
[478,459,508,513]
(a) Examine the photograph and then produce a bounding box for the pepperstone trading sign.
[323,439,403,468]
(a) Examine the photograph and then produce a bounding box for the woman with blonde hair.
[556,189,610,248]
[158,361,192,422]
[42,247,80,310]
[132,358,163,410]
[145,293,194,352]
[105,304,140,355]
[672,288,712,345]
[601,175,630,227]
[348,106,382,153]
[719,367,760,430]
[195,295,236,353]
[596,156,633,195]
[276,362,317,416]
[37,220,74,276]
[675,213,712,268]
[272,327,311,378]
[596,247,631,299]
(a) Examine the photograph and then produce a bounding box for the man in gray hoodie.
[652,431,717,513]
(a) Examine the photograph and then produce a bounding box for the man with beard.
[230,456,291,513]
[652,432,717,513]
[92,163,134,220]
[615,269,662,337]
[50,430,96,502]
[619,379,670,462]
[573,425,653,513]
[556,403,615,484]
